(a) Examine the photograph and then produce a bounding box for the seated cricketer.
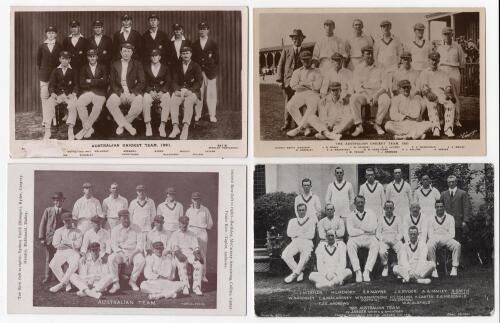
[393,226,435,284]
[169,46,203,140]
[168,216,204,296]
[80,215,111,262]
[108,209,146,293]
[49,212,83,293]
[346,195,379,282]
[75,48,108,140]
[384,79,432,140]
[309,229,352,288]
[281,203,315,284]
[285,50,323,138]
[376,201,404,277]
[106,42,145,136]
[427,200,461,278]
[403,202,429,244]
[69,242,114,299]
[142,48,172,137]
[46,50,78,140]
[317,203,345,245]
[145,215,170,256]
[141,241,184,300]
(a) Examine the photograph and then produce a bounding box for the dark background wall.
[14,10,242,114]
[33,170,219,273]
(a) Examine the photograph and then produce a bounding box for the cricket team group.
[37,182,214,300]
[281,167,471,288]
[276,19,466,140]
[37,13,219,140]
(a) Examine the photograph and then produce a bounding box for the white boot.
[145,123,153,137]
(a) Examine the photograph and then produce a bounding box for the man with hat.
[63,19,88,78]
[113,14,142,60]
[305,82,352,140]
[37,25,63,138]
[374,20,402,73]
[320,52,353,103]
[437,26,465,128]
[186,192,214,282]
[72,182,103,233]
[169,45,204,140]
[141,241,184,300]
[192,22,219,123]
[168,215,204,295]
[165,23,192,66]
[69,242,114,299]
[405,23,431,72]
[142,13,168,66]
[284,50,323,138]
[106,42,145,136]
[313,19,346,75]
[157,187,184,239]
[46,50,79,140]
[49,212,83,293]
[38,192,67,283]
[80,215,111,262]
[87,20,113,68]
[102,182,129,229]
[276,28,306,131]
[417,51,456,137]
[75,48,108,140]
[389,51,420,96]
[142,48,172,137]
[129,184,156,243]
[350,45,391,136]
[309,229,351,288]
[145,215,171,255]
[345,19,374,70]
[385,79,432,139]
[109,209,145,293]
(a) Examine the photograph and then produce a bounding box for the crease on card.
[22,140,64,157]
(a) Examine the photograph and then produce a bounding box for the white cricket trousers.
[439,65,461,121]
[427,237,461,267]
[424,92,456,132]
[76,92,105,129]
[140,279,184,295]
[350,92,391,126]
[196,72,217,119]
[281,238,313,275]
[309,268,352,287]
[286,90,320,128]
[190,227,209,278]
[378,239,404,266]
[45,95,78,126]
[393,261,435,280]
[170,92,198,125]
[70,272,114,292]
[175,249,202,290]
[49,249,80,284]
[143,92,171,123]
[347,235,379,272]
[109,252,146,283]
[106,93,143,128]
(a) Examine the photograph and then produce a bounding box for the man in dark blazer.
[75,49,108,140]
[38,192,67,283]
[106,42,145,136]
[276,29,307,131]
[87,19,113,68]
[141,13,168,66]
[165,23,191,67]
[440,174,472,242]
[112,14,142,61]
[37,26,63,136]
[169,46,203,140]
[143,49,172,137]
[47,51,79,140]
[63,20,88,79]
[192,22,219,123]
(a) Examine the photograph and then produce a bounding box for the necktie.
[450,191,454,198]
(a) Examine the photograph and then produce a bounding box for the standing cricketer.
[168,216,204,296]
[294,178,322,220]
[102,182,129,229]
[325,167,355,228]
[373,20,402,75]
[413,174,441,217]
[385,168,412,219]
[345,19,374,70]
[358,168,386,216]
[38,192,66,283]
[405,23,431,72]
[109,209,145,293]
[156,187,184,240]
[72,182,103,233]
[129,184,156,243]
[346,196,379,282]
[313,19,346,74]
[49,212,83,293]
[309,229,352,288]
[281,203,316,284]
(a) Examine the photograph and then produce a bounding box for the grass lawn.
[15,108,242,141]
[254,265,494,317]
[259,83,481,141]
